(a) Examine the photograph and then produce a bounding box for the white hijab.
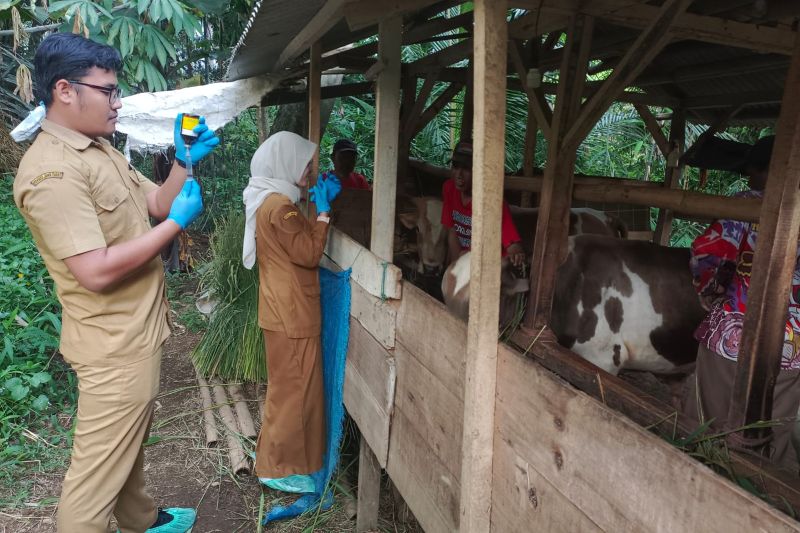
[242,131,317,269]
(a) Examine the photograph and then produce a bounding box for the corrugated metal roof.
[225,0,328,81]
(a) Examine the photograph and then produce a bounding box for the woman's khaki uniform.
[254,193,329,477]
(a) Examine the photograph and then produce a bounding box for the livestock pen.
[227,1,800,531]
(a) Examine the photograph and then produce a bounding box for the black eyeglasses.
[67,80,121,105]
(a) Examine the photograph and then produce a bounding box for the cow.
[398,204,627,276]
[442,235,706,375]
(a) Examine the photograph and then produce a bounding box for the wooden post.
[461,59,474,140]
[308,41,322,182]
[257,106,269,144]
[524,15,592,329]
[356,435,381,532]
[370,15,402,262]
[521,103,538,207]
[727,35,800,451]
[459,1,507,531]
[653,109,686,246]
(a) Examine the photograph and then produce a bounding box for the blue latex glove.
[167,178,203,229]
[173,114,220,164]
[309,178,331,213]
[323,175,342,203]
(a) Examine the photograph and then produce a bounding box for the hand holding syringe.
[175,113,221,185]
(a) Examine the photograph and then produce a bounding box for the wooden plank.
[394,341,463,481]
[344,318,395,467]
[729,34,800,447]
[460,2,507,531]
[506,328,800,511]
[356,435,381,533]
[345,0,439,31]
[386,408,460,533]
[277,0,344,68]
[495,343,800,532]
[370,15,402,262]
[396,283,467,400]
[350,280,397,349]
[653,108,686,246]
[492,437,602,533]
[324,226,402,299]
[563,0,694,155]
[525,14,588,329]
[522,0,798,55]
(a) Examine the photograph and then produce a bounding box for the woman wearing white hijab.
[243,131,341,493]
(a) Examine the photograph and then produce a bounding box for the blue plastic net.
[264,267,352,524]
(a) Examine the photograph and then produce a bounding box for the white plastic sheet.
[11,74,277,151]
[117,74,277,153]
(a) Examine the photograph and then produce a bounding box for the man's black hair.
[34,33,122,107]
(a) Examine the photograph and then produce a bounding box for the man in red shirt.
[319,138,371,190]
[441,140,525,266]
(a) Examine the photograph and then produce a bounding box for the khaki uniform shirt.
[13,119,170,366]
[256,194,329,338]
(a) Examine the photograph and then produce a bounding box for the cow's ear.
[398,211,418,229]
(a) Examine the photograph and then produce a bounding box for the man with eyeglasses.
[441,140,526,267]
[13,33,219,533]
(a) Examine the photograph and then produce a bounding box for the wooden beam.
[407,39,473,72]
[509,40,553,141]
[521,90,539,207]
[634,104,670,158]
[728,34,800,453]
[404,11,473,44]
[525,14,592,329]
[277,0,345,69]
[345,0,440,31]
[683,90,784,110]
[411,81,465,138]
[563,0,694,155]
[308,41,322,183]
[653,109,686,246]
[459,1,507,531]
[402,76,437,141]
[516,0,797,55]
[370,15,402,262]
[356,435,381,532]
[262,81,373,106]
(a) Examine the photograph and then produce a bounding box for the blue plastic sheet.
[264,267,352,524]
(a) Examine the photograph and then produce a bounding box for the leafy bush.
[0,173,75,471]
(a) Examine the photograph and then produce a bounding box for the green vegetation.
[0,173,75,507]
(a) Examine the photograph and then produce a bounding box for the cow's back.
[552,235,704,374]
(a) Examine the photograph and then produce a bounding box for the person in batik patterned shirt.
[682,135,800,470]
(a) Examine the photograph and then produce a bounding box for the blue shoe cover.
[146,507,196,532]
[259,474,315,494]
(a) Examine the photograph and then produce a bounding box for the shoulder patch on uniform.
[283,210,299,220]
[31,171,64,186]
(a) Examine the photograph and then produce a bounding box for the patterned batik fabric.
[690,190,800,369]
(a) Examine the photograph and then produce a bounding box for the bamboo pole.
[227,383,258,439]
[210,379,250,475]
[194,369,219,447]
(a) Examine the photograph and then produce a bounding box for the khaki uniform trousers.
[255,330,325,478]
[57,349,161,533]
[682,344,800,470]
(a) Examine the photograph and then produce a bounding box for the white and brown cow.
[442,235,705,375]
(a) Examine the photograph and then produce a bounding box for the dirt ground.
[0,324,422,533]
